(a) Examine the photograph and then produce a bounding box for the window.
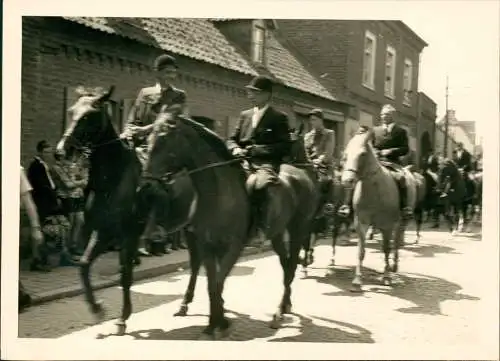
[384,45,396,98]
[359,110,374,128]
[251,23,266,63]
[403,59,413,106]
[362,31,377,89]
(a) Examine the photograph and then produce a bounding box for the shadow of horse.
[96,310,374,343]
[365,241,462,258]
[308,267,480,316]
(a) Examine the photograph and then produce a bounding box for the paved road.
[18,227,497,357]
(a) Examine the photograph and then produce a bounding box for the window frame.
[251,22,266,64]
[384,45,397,99]
[362,30,377,90]
[403,58,413,106]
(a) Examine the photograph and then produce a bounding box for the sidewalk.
[19,243,273,306]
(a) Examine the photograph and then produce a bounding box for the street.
[18,226,496,353]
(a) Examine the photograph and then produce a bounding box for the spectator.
[27,140,71,267]
[51,147,89,259]
[20,166,49,311]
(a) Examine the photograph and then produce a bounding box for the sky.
[399,1,499,142]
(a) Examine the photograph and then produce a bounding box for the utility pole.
[443,76,449,157]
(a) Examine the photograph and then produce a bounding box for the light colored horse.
[340,129,419,291]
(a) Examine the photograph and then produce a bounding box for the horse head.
[56,85,115,156]
[340,126,375,187]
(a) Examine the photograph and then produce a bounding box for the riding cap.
[308,108,324,119]
[153,54,178,71]
[245,75,274,93]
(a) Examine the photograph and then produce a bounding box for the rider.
[226,75,291,231]
[338,104,413,220]
[304,108,336,213]
[121,54,188,257]
[452,142,472,177]
[122,54,188,165]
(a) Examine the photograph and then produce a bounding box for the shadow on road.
[365,242,462,258]
[308,267,480,316]
[104,310,374,343]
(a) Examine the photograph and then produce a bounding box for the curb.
[30,244,273,306]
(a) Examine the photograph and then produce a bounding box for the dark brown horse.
[56,86,149,335]
[142,111,318,333]
[437,158,467,234]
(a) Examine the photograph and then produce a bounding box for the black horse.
[56,87,148,334]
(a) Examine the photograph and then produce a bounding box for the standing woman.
[51,147,89,260]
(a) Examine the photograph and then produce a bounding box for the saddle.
[379,160,405,177]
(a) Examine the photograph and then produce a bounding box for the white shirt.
[252,104,269,129]
[456,149,463,159]
[383,122,395,134]
[35,156,56,190]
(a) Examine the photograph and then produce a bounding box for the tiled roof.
[265,35,336,101]
[62,17,337,102]
[62,17,257,76]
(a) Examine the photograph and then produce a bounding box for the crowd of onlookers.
[19,140,187,310]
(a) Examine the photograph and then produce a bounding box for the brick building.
[276,20,430,155]
[21,17,350,165]
[416,91,437,166]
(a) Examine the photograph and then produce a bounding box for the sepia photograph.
[2,0,499,360]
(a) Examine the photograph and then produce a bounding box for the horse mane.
[180,117,237,162]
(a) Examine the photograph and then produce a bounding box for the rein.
[141,158,243,184]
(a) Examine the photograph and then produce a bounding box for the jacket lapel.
[252,106,272,135]
[241,111,255,140]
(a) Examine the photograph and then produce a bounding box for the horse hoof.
[382,277,392,286]
[350,283,363,293]
[269,316,282,329]
[115,322,127,336]
[91,300,105,321]
[174,304,188,317]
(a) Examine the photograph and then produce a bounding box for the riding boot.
[338,185,353,217]
[398,178,412,220]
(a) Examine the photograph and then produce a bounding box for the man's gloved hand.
[232,147,248,158]
[246,145,270,156]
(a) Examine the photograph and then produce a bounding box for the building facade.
[21,17,350,165]
[276,20,430,155]
[435,110,476,156]
[416,91,437,167]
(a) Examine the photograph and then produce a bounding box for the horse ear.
[93,85,115,105]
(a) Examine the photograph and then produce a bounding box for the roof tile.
[266,35,336,101]
[62,17,337,101]
[63,17,257,76]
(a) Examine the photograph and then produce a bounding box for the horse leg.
[380,228,393,286]
[199,250,224,340]
[391,221,405,273]
[212,234,247,338]
[115,226,142,335]
[269,232,289,329]
[174,230,201,317]
[300,232,314,279]
[79,226,108,322]
[350,218,367,293]
[327,214,339,276]
[414,207,423,244]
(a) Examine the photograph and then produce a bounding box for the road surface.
[17,226,497,358]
